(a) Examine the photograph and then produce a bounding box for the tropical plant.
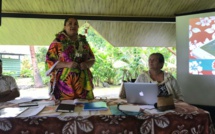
[20,25,177,87]
[20,56,33,77]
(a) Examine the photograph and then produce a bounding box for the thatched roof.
[1,0,215,47]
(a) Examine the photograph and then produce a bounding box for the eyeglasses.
[94,96,108,101]
[94,96,119,105]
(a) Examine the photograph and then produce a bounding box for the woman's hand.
[80,62,88,70]
[49,95,60,105]
[0,90,11,97]
[49,95,56,101]
[67,61,79,68]
[55,61,79,69]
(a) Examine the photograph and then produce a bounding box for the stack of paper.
[61,99,89,105]
[140,105,175,114]
[17,106,45,117]
[0,107,28,117]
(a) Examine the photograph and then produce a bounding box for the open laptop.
[124,82,159,105]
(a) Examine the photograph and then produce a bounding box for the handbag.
[154,94,175,111]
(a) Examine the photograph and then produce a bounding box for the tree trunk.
[29,46,44,88]
[166,47,176,55]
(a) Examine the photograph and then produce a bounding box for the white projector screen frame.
[176,12,215,106]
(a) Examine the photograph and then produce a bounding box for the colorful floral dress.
[45,32,95,100]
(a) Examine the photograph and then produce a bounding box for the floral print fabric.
[45,32,95,100]
[0,102,214,134]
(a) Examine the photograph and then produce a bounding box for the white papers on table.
[61,99,89,104]
[139,105,155,109]
[37,100,55,106]
[90,110,100,115]
[60,100,76,104]
[117,104,175,114]
[8,97,33,104]
[17,106,45,117]
[118,105,141,112]
[37,106,61,117]
[60,112,79,117]
[8,97,50,104]
[0,107,28,118]
[140,105,175,114]
[79,111,90,116]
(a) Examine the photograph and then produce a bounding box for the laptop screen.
[124,83,159,105]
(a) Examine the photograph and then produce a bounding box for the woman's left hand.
[80,62,88,70]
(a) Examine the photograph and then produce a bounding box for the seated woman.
[135,52,184,102]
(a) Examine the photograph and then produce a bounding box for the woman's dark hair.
[150,53,165,63]
[64,17,78,26]
[0,59,2,62]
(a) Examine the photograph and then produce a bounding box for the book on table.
[56,99,90,113]
[83,101,108,111]
[19,101,38,107]
[56,103,76,113]
[18,100,55,107]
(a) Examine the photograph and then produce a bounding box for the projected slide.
[189,16,215,75]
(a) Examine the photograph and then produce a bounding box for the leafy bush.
[20,69,32,77]
[37,62,50,85]
[20,57,32,77]
[3,71,18,78]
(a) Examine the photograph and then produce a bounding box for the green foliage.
[20,57,33,77]
[79,25,177,85]
[3,71,18,78]
[35,47,48,63]
[19,25,177,87]
[20,51,49,85]
[37,62,50,85]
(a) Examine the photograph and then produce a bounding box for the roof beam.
[0,0,2,26]
[175,8,215,16]
[2,13,175,23]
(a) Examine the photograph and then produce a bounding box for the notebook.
[56,104,75,113]
[124,82,159,105]
[83,101,108,111]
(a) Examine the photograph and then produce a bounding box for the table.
[0,100,214,134]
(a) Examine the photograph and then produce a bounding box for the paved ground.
[16,78,121,99]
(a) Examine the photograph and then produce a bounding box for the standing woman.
[45,17,95,100]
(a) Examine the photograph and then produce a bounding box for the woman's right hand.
[49,95,60,105]
[49,95,56,101]
[56,61,79,69]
